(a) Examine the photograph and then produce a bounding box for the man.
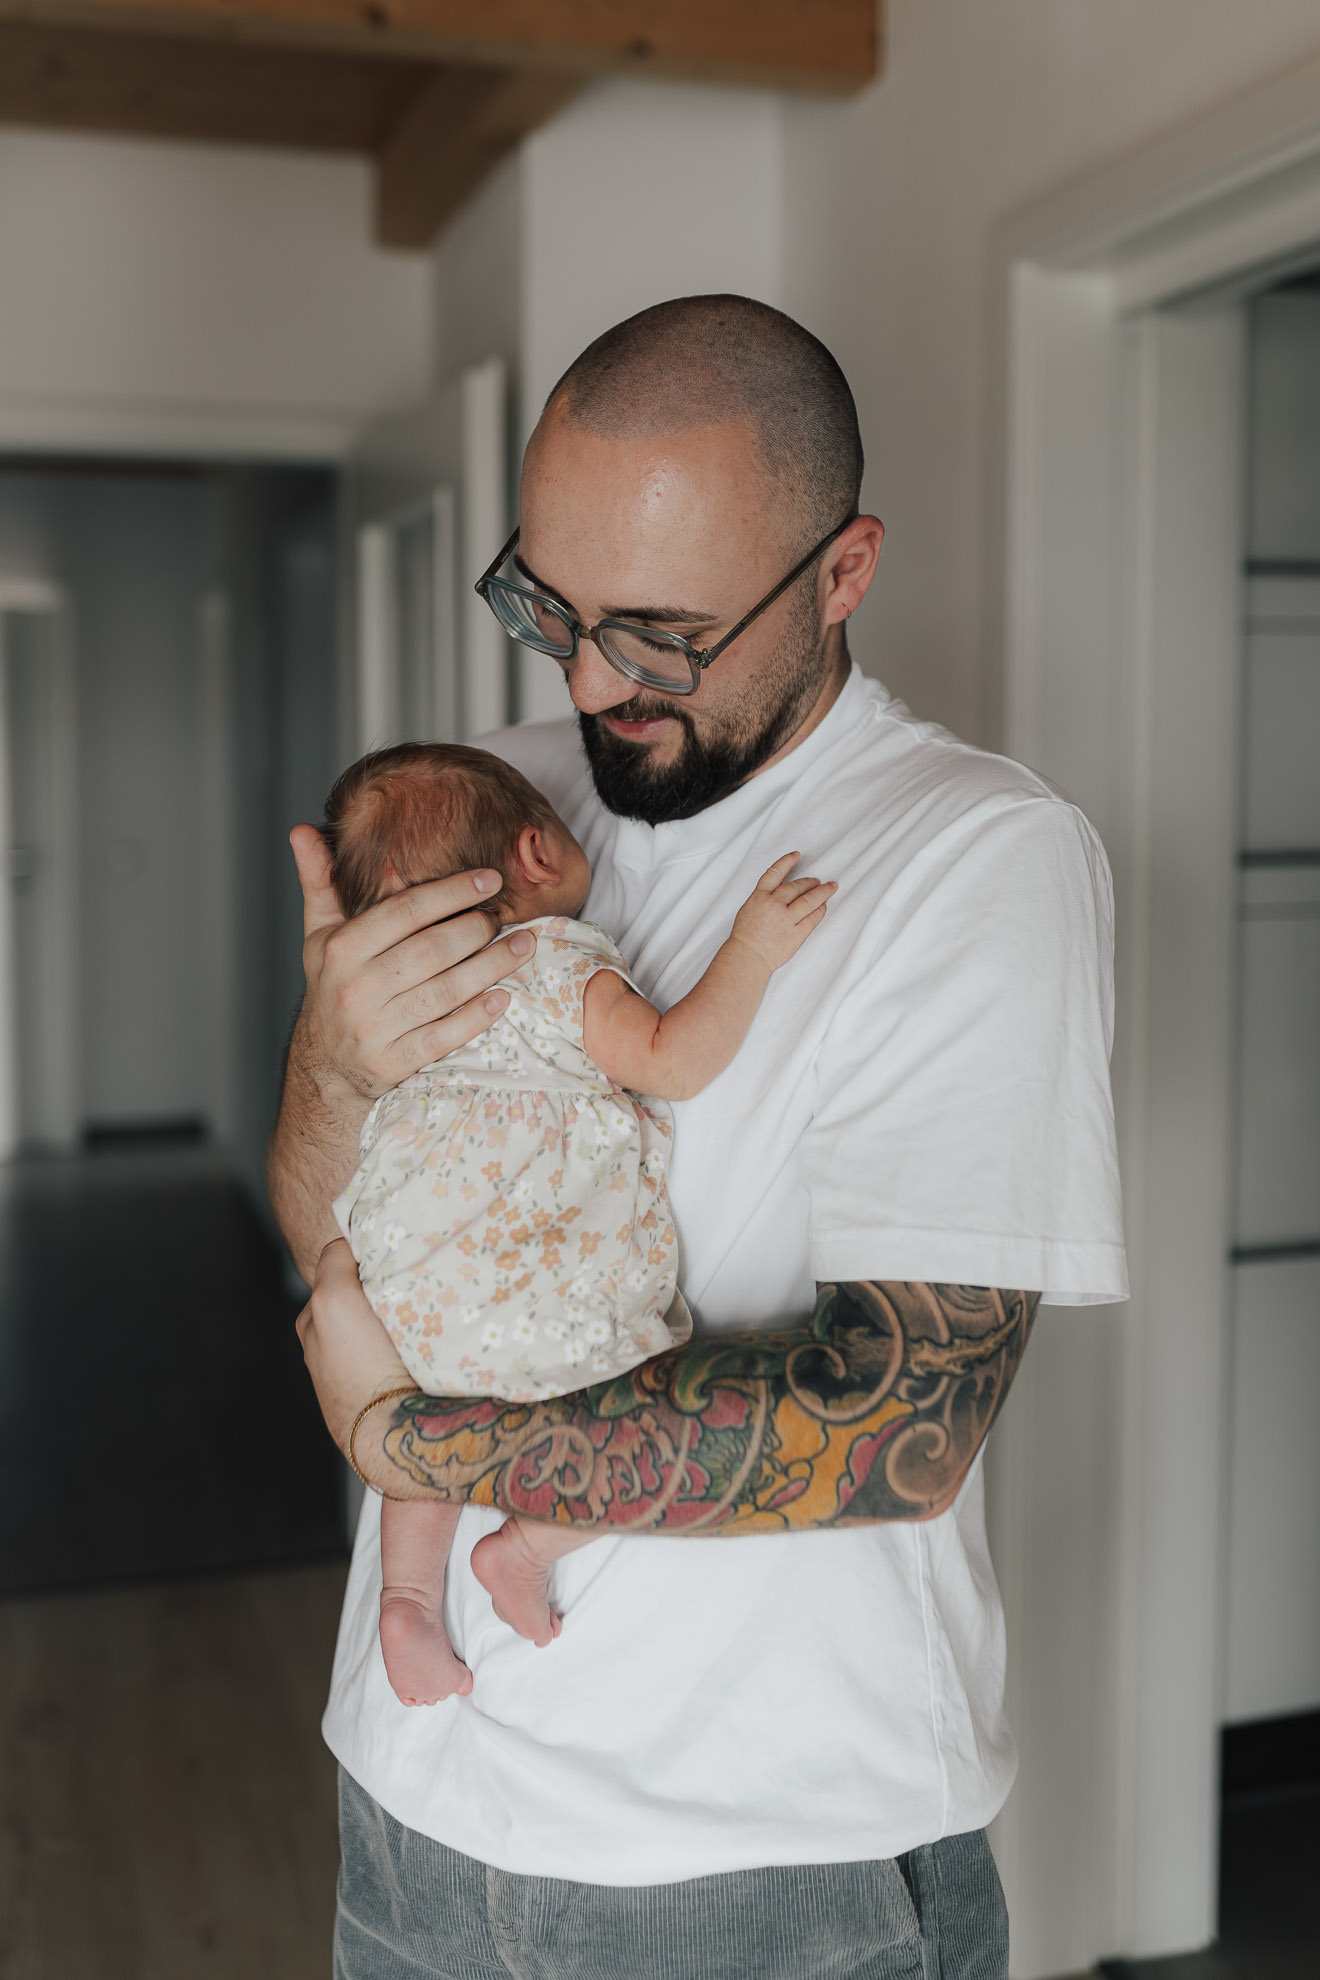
[272,297,1127,1980]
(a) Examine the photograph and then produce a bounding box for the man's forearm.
[266,1010,370,1281]
[359,1281,1038,1531]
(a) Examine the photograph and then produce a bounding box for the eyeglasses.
[473,516,855,696]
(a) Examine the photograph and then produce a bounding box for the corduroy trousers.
[334,1767,1009,1980]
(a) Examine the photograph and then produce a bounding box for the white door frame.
[0,579,80,1155]
[987,56,1320,1979]
[198,587,238,1149]
[356,487,458,753]
[347,355,510,760]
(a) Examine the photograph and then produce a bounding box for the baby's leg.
[379,1499,472,1706]
[470,1520,591,1648]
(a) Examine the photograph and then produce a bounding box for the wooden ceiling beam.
[375,65,581,249]
[0,20,428,151]
[0,0,880,94]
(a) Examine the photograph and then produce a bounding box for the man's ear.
[512,825,562,890]
[821,515,884,628]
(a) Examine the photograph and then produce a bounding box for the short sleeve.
[799,798,1128,1304]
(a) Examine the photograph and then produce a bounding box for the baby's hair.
[323,742,560,920]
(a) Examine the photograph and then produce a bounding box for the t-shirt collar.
[605,663,876,863]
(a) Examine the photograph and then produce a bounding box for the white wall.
[0,130,433,455]
[432,151,523,388]
[493,79,783,722]
[518,80,783,432]
[779,0,1320,743]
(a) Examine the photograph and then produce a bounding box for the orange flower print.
[339,917,689,1405]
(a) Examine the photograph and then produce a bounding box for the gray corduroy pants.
[334,1768,1009,1980]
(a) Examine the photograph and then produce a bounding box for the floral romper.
[333,916,691,1402]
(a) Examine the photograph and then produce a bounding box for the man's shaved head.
[546,295,863,542]
[519,295,882,825]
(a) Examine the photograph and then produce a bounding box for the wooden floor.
[0,1563,347,1980]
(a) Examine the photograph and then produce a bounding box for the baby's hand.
[729,854,837,972]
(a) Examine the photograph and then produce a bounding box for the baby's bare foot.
[471,1524,564,1648]
[378,1594,472,1706]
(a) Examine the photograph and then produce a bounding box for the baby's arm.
[581,853,835,1102]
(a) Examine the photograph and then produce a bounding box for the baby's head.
[323,742,591,924]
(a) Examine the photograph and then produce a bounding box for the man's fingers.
[369,908,518,1004]
[389,989,514,1083]
[756,852,800,892]
[380,927,532,1030]
[325,869,505,971]
[291,824,343,941]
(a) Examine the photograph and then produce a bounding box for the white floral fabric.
[333,916,689,1401]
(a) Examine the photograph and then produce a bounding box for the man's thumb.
[291,824,342,938]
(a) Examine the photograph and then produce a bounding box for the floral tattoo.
[370,1281,1039,1533]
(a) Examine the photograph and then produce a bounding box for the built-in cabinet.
[1223,289,1320,1724]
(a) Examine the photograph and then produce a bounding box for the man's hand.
[295,1238,418,1482]
[291,823,533,1106]
[728,853,836,973]
[267,828,534,1278]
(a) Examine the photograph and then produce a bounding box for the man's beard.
[578,613,827,826]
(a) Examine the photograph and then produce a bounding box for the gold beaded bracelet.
[347,1385,419,1491]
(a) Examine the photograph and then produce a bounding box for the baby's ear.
[513,825,560,888]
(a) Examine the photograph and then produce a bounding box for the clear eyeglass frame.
[473,515,856,696]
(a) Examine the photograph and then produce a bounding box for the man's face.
[518,405,834,824]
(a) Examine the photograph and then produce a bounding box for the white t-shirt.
[322,665,1127,1883]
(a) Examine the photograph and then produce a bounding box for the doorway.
[992,69,1320,1980]
[0,582,78,1155]
[0,455,346,1596]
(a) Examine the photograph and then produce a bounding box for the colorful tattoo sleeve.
[372,1282,1039,1532]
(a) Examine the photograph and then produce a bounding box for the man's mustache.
[585,700,695,734]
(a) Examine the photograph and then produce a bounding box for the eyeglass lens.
[486,580,574,657]
[594,625,695,690]
[486,579,697,691]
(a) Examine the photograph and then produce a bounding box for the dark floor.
[0,1142,347,1597]
[1100,1717,1320,1980]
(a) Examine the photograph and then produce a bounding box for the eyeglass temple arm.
[694,517,856,668]
[475,526,522,595]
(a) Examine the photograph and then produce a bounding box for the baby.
[325,742,834,1707]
